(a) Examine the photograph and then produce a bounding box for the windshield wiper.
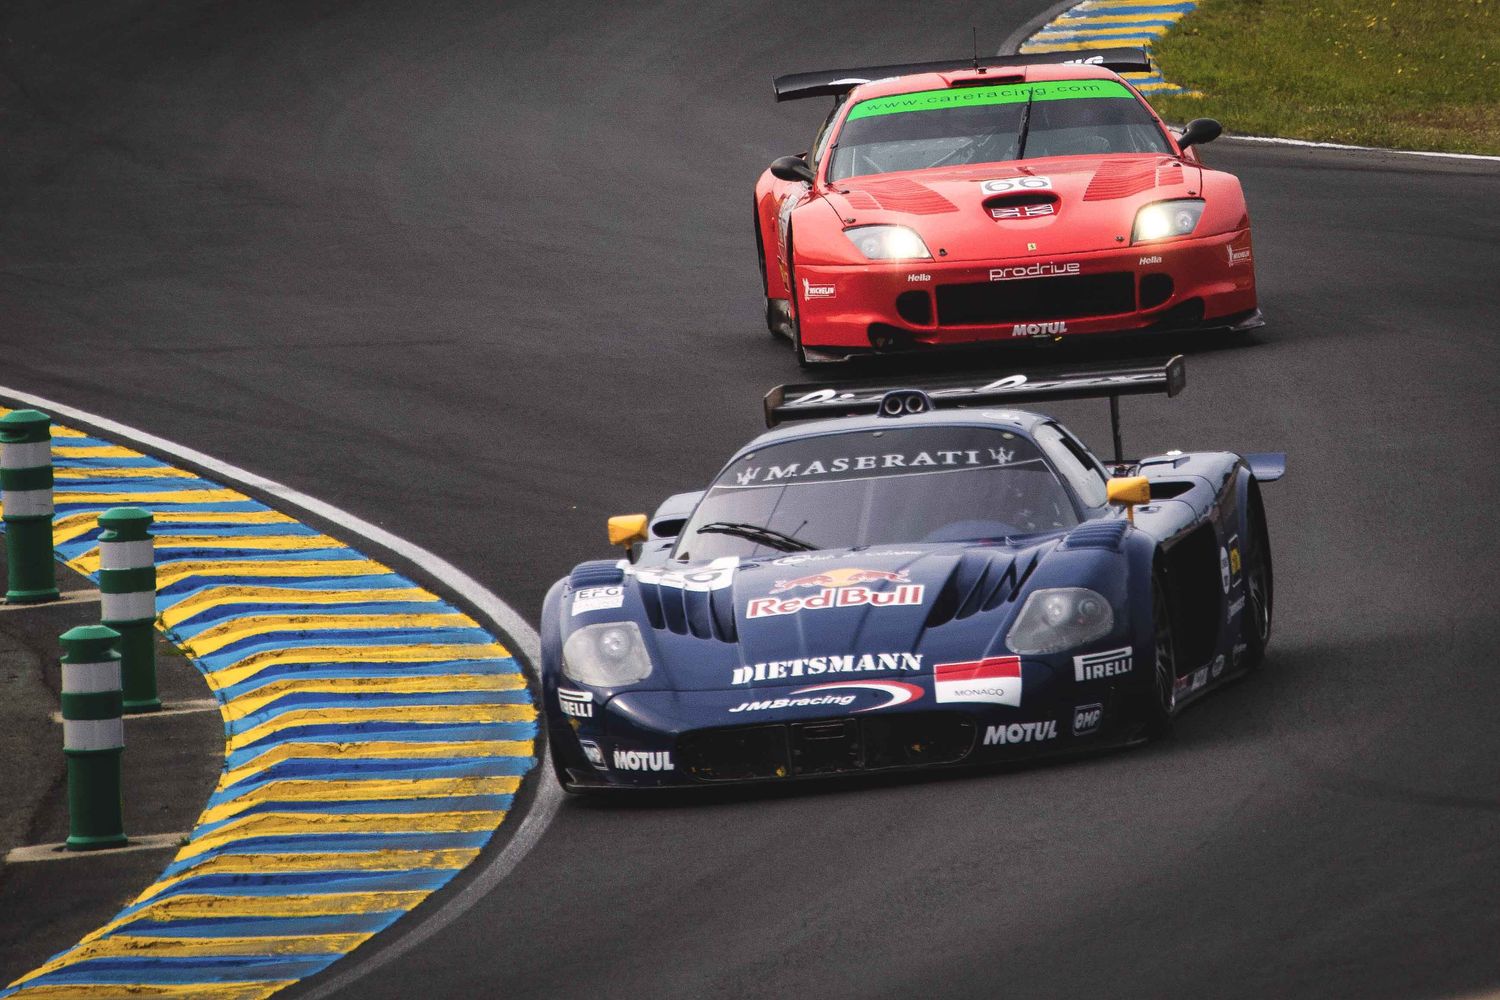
[1015,86,1036,160]
[695,521,817,553]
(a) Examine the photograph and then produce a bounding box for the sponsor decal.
[782,371,1168,414]
[907,272,932,282]
[578,738,606,769]
[802,278,835,299]
[1027,242,1038,251]
[771,549,922,567]
[1219,546,1231,593]
[1174,674,1191,696]
[1228,537,1242,578]
[731,652,923,686]
[983,720,1059,746]
[980,176,1054,195]
[747,583,925,619]
[634,557,737,592]
[1190,666,1208,692]
[773,566,911,594]
[1138,255,1163,265]
[846,80,1133,122]
[1211,654,1226,679]
[732,679,922,714]
[1232,642,1247,667]
[1012,321,1066,337]
[612,749,673,772]
[1227,245,1252,265]
[1074,646,1133,682]
[990,203,1055,220]
[990,262,1079,281]
[558,687,594,719]
[732,448,1017,489]
[571,585,624,616]
[1227,595,1245,622]
[933,655,1022,706]
[1073,703,1103,736]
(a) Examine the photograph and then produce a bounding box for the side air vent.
[924,552,1036,628]
[569,560,624,588]
[1061,521,1128,551]
[637,580,737,642]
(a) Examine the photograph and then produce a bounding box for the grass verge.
[1149,0,1499,155]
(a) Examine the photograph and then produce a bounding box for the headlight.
[1132,199,1205,244]
[843,225,932,261]
[1006,588,1115,655]
[562,621,653,686]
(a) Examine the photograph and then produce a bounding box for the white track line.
[0,383,564,996]
[1223,133,1500,163]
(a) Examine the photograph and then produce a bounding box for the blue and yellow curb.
[0,413,537,1000]
[1020,0,1202,96]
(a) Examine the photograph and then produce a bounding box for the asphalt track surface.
[2,2,1498,998]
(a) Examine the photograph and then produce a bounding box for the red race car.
[754,49,1261,365]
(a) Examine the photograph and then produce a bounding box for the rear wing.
[773,48,1153,102]
[762,356,1185,462]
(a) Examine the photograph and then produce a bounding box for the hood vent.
[639,580,737,642]
[924,551,1037,628]
[1083,160,1159,201]
[569,560,623,588]
[1061,520,1128,551]
[841,177,958,215]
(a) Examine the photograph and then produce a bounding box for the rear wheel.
[1142,571,1177,740]
[1239,484,1274,671]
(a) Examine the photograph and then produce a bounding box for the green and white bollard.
[98,507,160,713]
[60,625,126,850]
[0,409,60,604]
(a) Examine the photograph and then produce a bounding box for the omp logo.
[1073,703,1103,735]
[990,262,1079,281]
[612,749,672,772]
[1012,321,1067,337]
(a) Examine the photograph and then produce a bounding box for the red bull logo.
[752,568,923,620]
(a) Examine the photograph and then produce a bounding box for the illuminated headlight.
[562,621,653,686]
[844,225,933,261]
[1006,588,1115,655]
[1132,199,1205,244]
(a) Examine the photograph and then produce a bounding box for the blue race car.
[542,357,1284,790]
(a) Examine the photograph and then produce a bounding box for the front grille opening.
[896,290,933,325]
[678,712,976,782]
[936,273,1135,326]
[1140,273,1174,309]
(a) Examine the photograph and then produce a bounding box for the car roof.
[842,63,1133,105]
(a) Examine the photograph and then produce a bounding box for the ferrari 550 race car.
[542,358,1285,791]
[754,48,1262,364]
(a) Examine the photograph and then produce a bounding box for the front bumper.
[794,228,1258,360]
[550,679,1134,791]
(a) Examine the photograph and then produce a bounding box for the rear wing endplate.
[763,355,1185,462]
[773,48,1153,102]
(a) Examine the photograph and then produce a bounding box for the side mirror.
[1107,477,1151,522]
[769,155,816,184]
[1178,118,1222,149]
[607,514,649,550]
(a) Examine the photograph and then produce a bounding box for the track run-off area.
[2,2,1497,998]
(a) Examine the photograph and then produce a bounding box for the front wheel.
[784,234,812,367]
[1238,483,1274,671]
[1142,571,1177,740]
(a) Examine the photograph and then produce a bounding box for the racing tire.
[1142,570,1177,740]
[1238,482,1274,671]
[784,230,813,368]
[755,203,787,339]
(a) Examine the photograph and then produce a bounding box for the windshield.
[674,426,1080,562]
[827,78,1171,181]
